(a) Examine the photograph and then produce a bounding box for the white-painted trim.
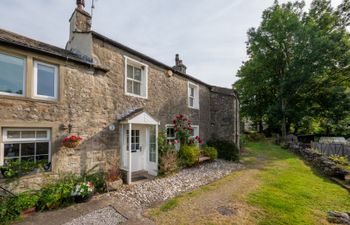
[33,61,58,101]
[0,52,26,97]
[188,81,200,110]
[124,56,148,99]
[165,124,176,140]
[191,125,200,137]
[1,128,51,165]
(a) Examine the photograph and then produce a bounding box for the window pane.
[21,143,35,156]
[7,131,20,139]
[189,97,194,107]
[4,144,20,158]
[167,127,175,138]
[190,87,195,97]
[133,82,141,95]
[21,156,35,162]
[36,131,48,138]
[36,142,49,155]
[127,80,133,93]
[134,68,142,81]
[36,63,55,97]
[0,53,24,95]
[36,155,48,161]
[22,131,35,138]
[127,65,133,78]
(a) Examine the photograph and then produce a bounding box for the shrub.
[202,146,218,160]
[206,138,239,161]
[245,132,265,142]
[85,172,107,193]
[15,192,39,211]
[178,145,200,167]
[0,192,40,225]
[328,155,349,166]
[36,175,80,210]
[0,160,48,179]
[0,196,19,225]
[159,150,178,175]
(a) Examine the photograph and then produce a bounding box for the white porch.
[119,111,159,184]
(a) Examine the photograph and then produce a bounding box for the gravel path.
[65,160,243,225]
[63,207,127,225]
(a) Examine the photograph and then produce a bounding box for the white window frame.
[33,61,58,100]
[191,125,200,138]
[188,82,199,109]
[165,124,176,141]
[0,52,26,97]
[1,128,51,166]
[124,56,148,99]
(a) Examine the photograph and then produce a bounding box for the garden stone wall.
[288,144,350,180]
[0,173,59,194]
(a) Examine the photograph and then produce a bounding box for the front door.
[125,126,145,172]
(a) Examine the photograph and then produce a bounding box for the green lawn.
[147,141,350,225]
[245,142,350,224]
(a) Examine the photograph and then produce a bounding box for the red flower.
[71,135,77,141]
[64,137,69,142]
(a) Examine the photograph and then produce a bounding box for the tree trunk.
[258,120,263,133]
[281,98,287,141]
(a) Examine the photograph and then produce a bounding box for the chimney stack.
[173,54,187,74]
[77,0,85,10]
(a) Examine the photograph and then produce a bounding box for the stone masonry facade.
[0,5,239,191]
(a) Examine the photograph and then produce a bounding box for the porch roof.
[119,109,159,125]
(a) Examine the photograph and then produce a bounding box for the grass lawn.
[146,141,350,225]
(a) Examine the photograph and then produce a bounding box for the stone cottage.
[0,1,239,186]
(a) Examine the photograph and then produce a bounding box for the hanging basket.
[63,141,80,149]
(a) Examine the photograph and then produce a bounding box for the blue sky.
[0,0,342,87]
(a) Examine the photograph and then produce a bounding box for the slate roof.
[0,28,106,71]
[0,28,237,97]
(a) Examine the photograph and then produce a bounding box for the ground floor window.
[166,124,176,142]
[2,129,51,165]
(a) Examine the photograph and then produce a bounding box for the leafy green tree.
[235,0,350,138]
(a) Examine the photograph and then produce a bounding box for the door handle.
[139,146,142,152]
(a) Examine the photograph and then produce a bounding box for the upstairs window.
[188,82,199,109]
[0,52,25,96]
[125,56,148,98]
[33,61,58,100]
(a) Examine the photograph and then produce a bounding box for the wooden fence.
[311,142,350,159]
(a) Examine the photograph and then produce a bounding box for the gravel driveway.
[64,160,243,225]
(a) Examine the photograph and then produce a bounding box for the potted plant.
[16,193,39,218]
[63,135,82,148]
[71,181,94,203]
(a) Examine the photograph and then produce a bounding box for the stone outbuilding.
[0,1,239,187]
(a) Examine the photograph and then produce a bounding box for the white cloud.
[0,0,343,87]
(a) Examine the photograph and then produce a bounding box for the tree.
[234,0,350,138]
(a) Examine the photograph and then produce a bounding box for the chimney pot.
[77,0,85,10]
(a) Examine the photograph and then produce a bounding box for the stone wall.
[92,38,213,141]
[288,144,350,180]
[0,30,239,193]
[210,89,240,145]
[0,172,59,194]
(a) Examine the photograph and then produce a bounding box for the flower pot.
[74,195,92,203]
[20,207,36,218]
[63,141,80,149]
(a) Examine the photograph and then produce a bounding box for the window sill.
[125,92,148,100]
[0,94,60,104]
[188,106,200,110]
